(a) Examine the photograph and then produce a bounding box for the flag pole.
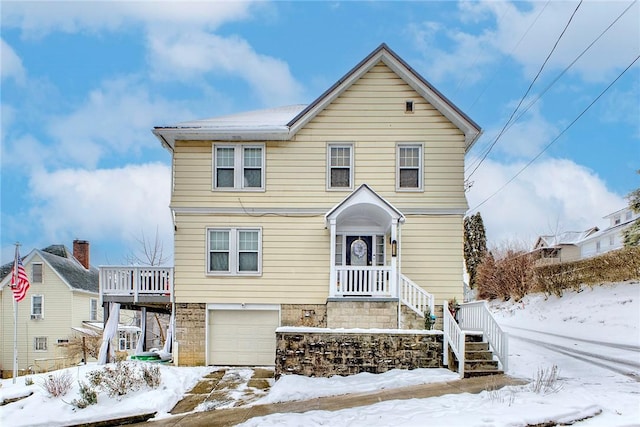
[12,243,20,384]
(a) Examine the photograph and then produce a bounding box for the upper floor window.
[327,144,353,190]
[613,215,621,225]
[626,211,632,221]
[207,228,262,275]
[32,295,44,318]
[397,143,423,190]
[213,144,264,190]
[32,263,43,283]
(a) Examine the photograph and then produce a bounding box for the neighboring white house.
[579,207,639,258]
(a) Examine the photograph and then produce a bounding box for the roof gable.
[0,245,98,294]
[153,44,481,151]
[289,43,481,150]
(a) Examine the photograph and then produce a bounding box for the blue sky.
[1,0,639,266]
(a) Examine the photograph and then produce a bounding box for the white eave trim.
[152,127,291,150]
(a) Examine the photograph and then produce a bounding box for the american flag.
[11,248,30,303]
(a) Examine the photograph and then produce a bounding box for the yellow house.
[0,241,101,377]
[152,44,482,367]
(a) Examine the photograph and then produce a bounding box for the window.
[596,240,601,253]
[609,235,615,246]
[626,211,633,221]
[34,337,47,351]
[31,295,44,318]
[32,263,43,283]
[118,331,138,351]
[397,144,423,190]
[328,144,353,189]
[90,299,98,321]
[213,144,264,190]
[405,100,414,113]
[57,339,69,346]
[614,215,621,225]
[207,228,261,275]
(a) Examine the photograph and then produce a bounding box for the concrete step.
[465,350,494,361]
[464,369,504,378]
[465,342,489,352]
[464,359,499,371]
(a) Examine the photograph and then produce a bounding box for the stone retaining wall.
[275,329,443,378]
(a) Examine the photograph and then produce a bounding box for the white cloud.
[466,158,625,249]
[47,77,191,168]
[413,0,640,85]
[1,38,25,83]
[1,1,256,37]
[148,31,304,106]
[27,163,173,261]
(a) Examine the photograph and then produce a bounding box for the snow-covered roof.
[153,44,482,151]
[534,228,599,249]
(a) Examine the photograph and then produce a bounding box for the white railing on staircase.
[400,274,434,318]
[443,300,465,378]
[457,300,508,372]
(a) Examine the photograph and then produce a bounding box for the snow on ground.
[1,281,639,427]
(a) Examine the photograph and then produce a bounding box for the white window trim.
[34,336,47,352]
[206,227,263,276]
[327,143,354,191]
[31,263,43,283]
[90,298,98,321]
[212,143,265,191]
[31,295,44,318]
[396,142,424,192]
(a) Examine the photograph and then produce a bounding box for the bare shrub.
[87,362,141,398]
[40,371,74,397]
[71,381,98,409]
[86,361,162,400]
[140,364,161,388]
[64,333,101,362]
[529,365,562,395]
[476,242,536,301]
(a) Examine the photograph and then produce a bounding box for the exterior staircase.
[460,332,503,377]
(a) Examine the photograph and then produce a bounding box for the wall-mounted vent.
[405,100,414,113]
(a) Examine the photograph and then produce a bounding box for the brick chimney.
[73,239,90,269]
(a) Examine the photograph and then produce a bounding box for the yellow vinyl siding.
[174,214,330,304]
[170,61,469,306]
[171,63,467,211]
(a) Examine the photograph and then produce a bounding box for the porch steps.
[452,333,504,378]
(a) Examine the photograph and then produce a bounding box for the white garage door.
[209,310,279,366]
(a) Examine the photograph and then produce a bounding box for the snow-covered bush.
[71,381,98,409]
[40,371,74,397]
[86,361,162,399]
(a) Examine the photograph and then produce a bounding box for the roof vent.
[405,100,414,113]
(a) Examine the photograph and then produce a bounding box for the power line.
[466,0,583,181]
[470,53,640,212]
[494,0,638,141]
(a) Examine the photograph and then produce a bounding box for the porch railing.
[99,266,173,303]
[333,266,392,297]
[400,274,434,318]
[443,300,465,378]
[457,300,508,372]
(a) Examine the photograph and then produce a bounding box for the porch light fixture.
[391,240,397,257]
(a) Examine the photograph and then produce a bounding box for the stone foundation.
[175,303,206,366]
[281,304,327,327]
[327,299,398,329]
[275,329,443,378]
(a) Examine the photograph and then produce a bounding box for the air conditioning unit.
[30,314,42,320]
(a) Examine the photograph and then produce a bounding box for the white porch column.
[329,219,337,297]
[391,218,398,298]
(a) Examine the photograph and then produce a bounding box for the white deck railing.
[443,300,465,378]
[457,300,508,372]
[333,266,392,297]
[99,266,173,303]
[400,274,434,318]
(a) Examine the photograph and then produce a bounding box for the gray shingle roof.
[1,244,98,293]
